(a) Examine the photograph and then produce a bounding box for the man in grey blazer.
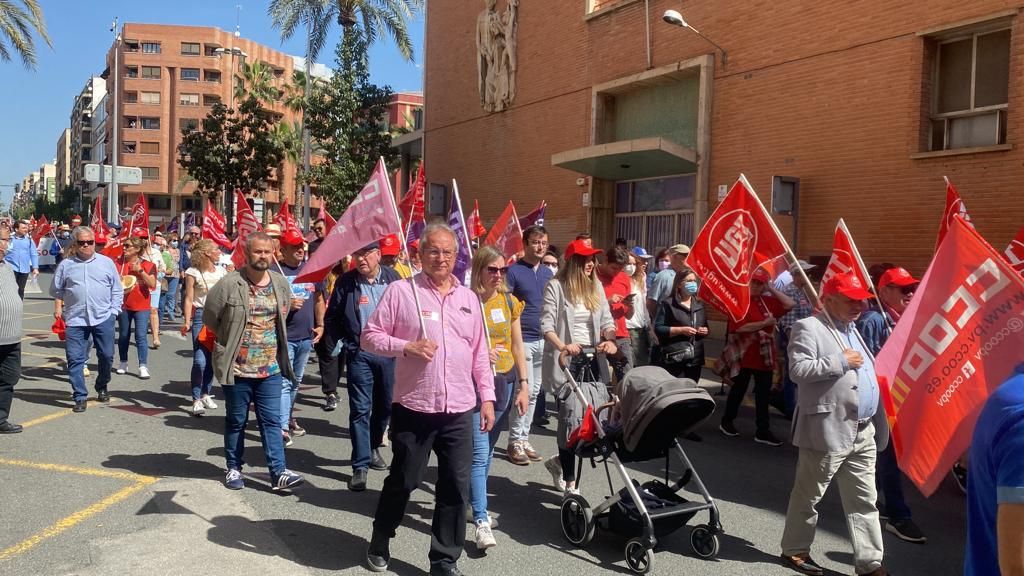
[780,272,890,576]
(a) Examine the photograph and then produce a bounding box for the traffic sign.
[84,164,143,185]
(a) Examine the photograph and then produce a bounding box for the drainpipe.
[645,0,652,69]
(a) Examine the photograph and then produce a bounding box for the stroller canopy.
[617,366,715,452]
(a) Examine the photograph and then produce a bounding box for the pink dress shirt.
[361,273,494,414]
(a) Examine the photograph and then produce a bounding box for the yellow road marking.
[20,410,73,429]
[0,459,154,481]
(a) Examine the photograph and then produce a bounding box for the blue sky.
[0,0,424,209]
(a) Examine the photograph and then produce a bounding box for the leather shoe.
[73,401,87,413]
[370,448,388,471]
[429,564,466,576]
[97,390,110,403]
[0,421,23,434]
[780,553,824,576]
[365,534,390,572]
[349,468,368,492]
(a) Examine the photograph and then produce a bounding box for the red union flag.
[875,216,1024,496]
[1004,224,1024,275]
[296,159,402,283]
[687,175,788,321]
[466,199,487,240]
[484,201,524,261]
[273,196,299,233]
[935,177,973,251]
[821,218,873,289]
[316,199,338,235]
[202,202,232,249]
[127,192,149,234]
[90,193,110,237]
[32,215,51,244]
[230,189,263,269]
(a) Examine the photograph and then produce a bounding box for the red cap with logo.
[823,272,874,301]
[380,234,401,257]
[878,267,919,290]
[280,229,305,247]
[95,231,108,244]
[564,239,603,259]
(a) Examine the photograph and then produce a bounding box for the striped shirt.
[0,262,22,344]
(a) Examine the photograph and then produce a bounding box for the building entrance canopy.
[551,136,697,181]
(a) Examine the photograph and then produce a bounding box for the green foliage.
[303,27,397,213]
[0,0,52,69]
[14,185,76,221]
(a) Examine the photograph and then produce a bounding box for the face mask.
[624,264,636,276]
[171,241,179,248]
[658,260,670,271]
[545,264,558,274]
[685,281,699,295]
[62,232,70,238]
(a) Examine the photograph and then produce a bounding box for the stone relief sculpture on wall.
[476,0,518,113]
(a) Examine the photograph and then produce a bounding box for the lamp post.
[662,9,728,66]
[109,18,122,224]
[214,47,248,234]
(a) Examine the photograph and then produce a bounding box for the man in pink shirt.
[361,223,495,576]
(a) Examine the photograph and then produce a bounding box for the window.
[140,117,160,130]
[614,175,697,250]
[139,142,159,155]
[141,66,160,79]
[181,42,201,56]
[140,91,160,105]
[179,118,199,132]
[125,91,138,103]
[122,141,137,154]
[273,67,285,79]
[179,93,200,106]
[180,68,200,81]
[930,27,1011,150]
[141,167,160,180]
[125,65,138,78]
[203,94,221,107]
[142,42,161,54]
[181,197,202,211]
[204,70,222,83]
[124,116,138,129]
[124,41,139,53]
[204,44,220,56]
[148,196,172,210]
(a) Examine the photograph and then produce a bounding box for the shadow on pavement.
[102,451,226,480]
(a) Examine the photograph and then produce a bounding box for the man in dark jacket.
[327,240,402,491]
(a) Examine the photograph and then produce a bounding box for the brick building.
[423,0,1024,273]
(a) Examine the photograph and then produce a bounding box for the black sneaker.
[719,422,739,437]
[886,518,927,543]
[952,462,968,494]
[349,468,368,492]
[754,430,784,447]
[324,394,338,412]
[366,535,390,572]
[429,564,466,576]
[97,389,110,403]
[370,448,388,471]
[72,401,87,413]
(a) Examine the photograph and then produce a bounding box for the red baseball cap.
[95,232,108,244]
[824,272,874,301]
[380,234,401,257]
[752,268,772,283]
[132,228,149,238]
[280,229,305,247]
[564,239,602,259]
[878,267,919,290]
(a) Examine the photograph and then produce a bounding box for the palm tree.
[0,0,52,69]
[233,60,280,106]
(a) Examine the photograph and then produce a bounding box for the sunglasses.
[899,284,918,295]
[78,240,95,246]
[486,266,509,275]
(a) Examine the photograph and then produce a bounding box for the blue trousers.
[280,338,313,429]
[347,350,395,471]
[223,374,286,476]
[66,316,115,402]
[160,276,179,319]
[470,370,515,523]
[190,308,214,400]
[117,309,149,365]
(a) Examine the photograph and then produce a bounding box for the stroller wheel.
[689,524,720,559]
[560,494,596,547]
[624,538,653,574]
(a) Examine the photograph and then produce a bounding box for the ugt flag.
[202,202,232,249]
[230,189,263,270]
[484,201,524,261]
[296,159,402,283]
[91,193,110,238]
[1004,224,1024,275]
[686,174,788,321]
[400,164,426,245]
[821,218,873,290]
[875,216,1024,496]
[936,177,973,251]
[127,192,149,234]
[448,180,473,285]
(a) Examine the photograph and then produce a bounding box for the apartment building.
[55,128,71,191]
[69,77,106,196]
[101,23,307,225]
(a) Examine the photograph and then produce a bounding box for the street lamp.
[662,9,728,65]
[213,46,248,234]
[109,18,122,224]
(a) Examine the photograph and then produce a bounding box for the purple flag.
[184,211,196,231]
[518,201,546,230]
[167,215,179,235]
[448,181,473,285]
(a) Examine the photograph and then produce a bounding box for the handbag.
[662,301,697,365]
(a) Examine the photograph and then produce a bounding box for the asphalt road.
[0,272,967,576]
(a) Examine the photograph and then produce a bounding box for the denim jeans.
[117,309,149,365]
[160,276,179,319]
[66,316,115,402]
[470,370,515,523]
[509,339,543,442]
[347,350,395,471]
[190,308,214,400]
[280,338,313,429]
[223,374,286,477]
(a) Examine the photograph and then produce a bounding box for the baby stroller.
[557,360,722,574]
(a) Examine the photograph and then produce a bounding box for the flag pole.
[383,158,427,339]
[839,218,892,337]
[454,179,496,375]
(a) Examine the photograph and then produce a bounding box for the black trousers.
[666,362,703,384]
[315,332,342,396]
[14,273,28,300]
[372,403,473,569]
[722,367,773,434]
[0,343,22,424]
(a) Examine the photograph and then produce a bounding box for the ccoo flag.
[686,174,788,321]
[875,216,1024,496]
[935,177,973,252]
[484,201,524,261]
[202,202,232,249]
[230,190,263,270]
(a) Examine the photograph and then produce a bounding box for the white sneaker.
[116,362,128,374]
[201,395,217,410]
[139,366,151,379]
[83,367,91,377]
[544,455,566,491]
[563,486,580,498]
[475,520,497,549]
[191,400,205,416]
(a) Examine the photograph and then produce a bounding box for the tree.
[0,0,51,69]
[233,60,280,106]
[304,26,396,212]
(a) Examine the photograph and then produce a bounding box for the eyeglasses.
[900,284,918,295]
[424,249,455,261]
[486,266,509,275]
[78,240,95,246]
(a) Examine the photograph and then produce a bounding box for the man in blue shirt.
[5,220,39,299]
[51,226,123,413]
[965,363,1024,576]
[505,225,553,466]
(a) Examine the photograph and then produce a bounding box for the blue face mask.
[684,281,699,295]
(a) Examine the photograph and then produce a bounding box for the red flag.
[687,175,788,321]
[274,196,299,233]
[296,159,402,283]
[128,192,149,234]
[28,215,36,228]
[466,199,487,240]
[875,216,1024,496]
[202,202,232,248]
[316,199,338,235]
[91,193,110,237]
[400,164,426,244]
[32,215,51,243]
[821,218,873,290]
[1004,224,1024,275]
[484,201,524,261]
[936,177,973,251]
[230,189,263,269]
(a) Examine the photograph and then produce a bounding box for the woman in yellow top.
[468,244,529,550]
